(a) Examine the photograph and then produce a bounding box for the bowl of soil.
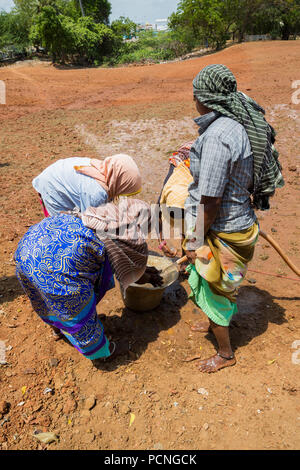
[122,254,179,312]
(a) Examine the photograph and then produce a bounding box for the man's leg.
[196,319,236,373]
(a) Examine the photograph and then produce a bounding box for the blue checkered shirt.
[185,111,257,234]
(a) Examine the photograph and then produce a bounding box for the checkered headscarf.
[193,64,284,210]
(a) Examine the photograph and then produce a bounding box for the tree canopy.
[0,0,299,65]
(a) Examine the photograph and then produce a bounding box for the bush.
[109,30,192,65]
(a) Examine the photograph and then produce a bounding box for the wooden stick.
[176,255,188,265]
[259,230,300,277]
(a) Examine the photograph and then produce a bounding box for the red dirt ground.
[0,41,299,450]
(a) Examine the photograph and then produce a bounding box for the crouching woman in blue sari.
[14,199,161,361]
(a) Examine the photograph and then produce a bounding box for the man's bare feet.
[196,353,236,373]
[190,321,211,333]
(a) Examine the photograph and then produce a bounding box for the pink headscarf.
[79,199,151,293]
[75,154,142,200]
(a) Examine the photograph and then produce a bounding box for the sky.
[0,1,180,24]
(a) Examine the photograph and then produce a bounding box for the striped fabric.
[80,199,150,293]
[193,64,284,210]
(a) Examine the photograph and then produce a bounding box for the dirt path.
[0,41,299,450]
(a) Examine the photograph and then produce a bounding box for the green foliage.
[29,5,114,63]
[168,0,235,50]
[72,0,111,25]
[106,30,191,65]
[250,0,300,40]
[2,0,300,65]
[111,16,137,39]
[0,10,31,49]
[169,0,300,48]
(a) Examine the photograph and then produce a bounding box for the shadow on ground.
[195,285,292,353]
[94,280,188,371]
[0,275,24,305]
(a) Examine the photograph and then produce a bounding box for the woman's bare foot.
[190,321,211,333]
[196,353,236,373]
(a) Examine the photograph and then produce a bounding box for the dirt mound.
[0,41,299,450]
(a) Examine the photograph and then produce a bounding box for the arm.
[158,210,177,257]
[184,134,231,264]
[185,196,222,264]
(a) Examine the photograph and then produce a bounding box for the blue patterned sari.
[14,214,115,360]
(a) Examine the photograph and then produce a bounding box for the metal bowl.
[122,255,179,312]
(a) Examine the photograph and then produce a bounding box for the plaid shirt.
[185,112,257,235]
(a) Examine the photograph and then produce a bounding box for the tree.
[73,0,111,24]
[111,16,137,39]
[246,0,300,40]
[30,4,115,63]
[29,5,72,61]
[0,9,32,49]
[169,0,236,50]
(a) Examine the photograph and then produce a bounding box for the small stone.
[49,358,59,367]
[202,423,209,431]
[288,165,297,172]
[154,442,163,450]
[247,278,257,284]
[33,432,59,444]
[24,368,36,375]
[85,396,96,411]
[197,388,209,397]
[0,401,10,415]
[271,228,277,233]
[63,397,77,415]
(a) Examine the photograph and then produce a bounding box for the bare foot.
[190,321,211,333]
[196,353,236,373]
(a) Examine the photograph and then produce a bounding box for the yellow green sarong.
[186,222,259,327]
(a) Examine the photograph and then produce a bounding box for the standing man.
[184,64,284,373]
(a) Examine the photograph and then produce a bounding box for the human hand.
[136,267,164,287]
[185,250,197,265]
[161,243,177,258]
